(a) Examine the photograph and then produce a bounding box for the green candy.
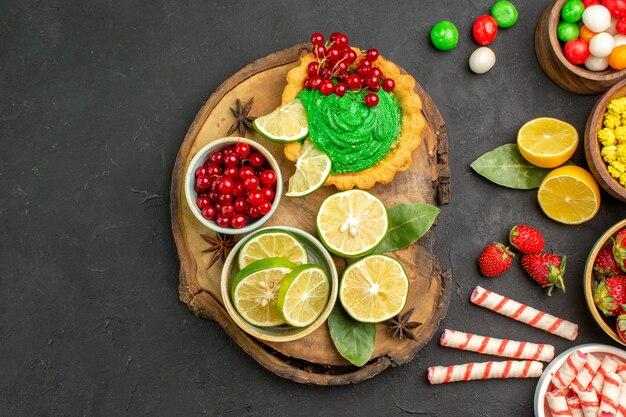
[561,0,584,23]
[491,0,518,28]
[557,21,580,42]
[430,20,459,51]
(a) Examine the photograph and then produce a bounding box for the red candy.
[582,0,600,6]
[604,0,626,18]
[473,15,498,45]
[618,17,626,34]
[564,39,590,65]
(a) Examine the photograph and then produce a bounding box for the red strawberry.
[613,229,626,273]
[617,307,626,343]
[509,224,545,255]
[520,254,566,296]
[593,276,626,316]
[478,242,514,277]
[594,242,622,280]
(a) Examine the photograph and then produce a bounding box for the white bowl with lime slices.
[220,226,338,342]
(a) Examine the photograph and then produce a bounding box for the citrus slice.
[339,255,409,323]
[537,165,601,225]
[277,265,330,327]
[252,99,308,142]
[231,257,296,327]
[285,139,332,197]
[517,117,579,168]
[238,230,308,269]
[316,190,388,258]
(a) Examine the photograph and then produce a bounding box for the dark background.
[2,0,625,416]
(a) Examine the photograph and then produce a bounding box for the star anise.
[386,308,422,341]
[227,98,256,137]
[201,233,235,269]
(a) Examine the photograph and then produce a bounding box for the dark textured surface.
[1,0,625,416]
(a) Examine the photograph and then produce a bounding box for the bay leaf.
[470,144,552,189]
[373,203,440,254]
[327,304,375,367]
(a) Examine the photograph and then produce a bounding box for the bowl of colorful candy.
[584,79,626,202]
[535,0,626,95]
[584,218,626,347]
[184,137,282,234]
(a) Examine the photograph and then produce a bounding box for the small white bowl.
[184,137,283,235]
[534,343,626,417]
[220,226,338,342]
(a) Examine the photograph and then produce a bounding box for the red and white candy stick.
[546,389,573,417]
[427,360,543,384]
[553,350,587,389]
[577,388,600,417]
[439,329,555,362]
[592,356,621,396]
[616,381,626,417]
[566,396,583,417]
[470,286,578,340]
[571,353,602,392]
[599,372,622,416]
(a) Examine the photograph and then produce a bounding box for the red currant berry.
[196,196,211,209]
[369,67,382,78]
[310,32,324,45]
[304,77,312,90]
[307,61,319,76]
[334,61,348,74]
[209,178,220,192]
[221,204,235,217]
[382,78,395,91]
[260,187,275,202]
[249,153,265,168]
[366,48,379,62]
[218,177,235,194]
[329,32,340,42]
[208,191,219,203]
[320,67,332,79]
[364,93,379,107]
[239,166,255,180]
[232,181,246,197]
[310,75,324,90]
[347,74,362,89]
[214,202,222,212]
[217,192,233,205]
[222,146,235,157]
[231,213,247,229]
[244,176,260,190]
[260,170,276,186]
[327,47,342,62]
[343,49,358,64]
[234,198,247,212]
[194,183,201,193]
[258,201,272,215]
[224,153,239,166]
[205,164,221,177]
[224,166,238,179]
[247,206,260,218]
[248,190,264,206]
[201,205,217,220]
[215,214,230,228]
[357,62,372,77]
[196,175,211,190]
[313,45,326,59]
[334,82,347,97]
[369,83,380,92]
[209,151,223,165]
[334,33,349,48]
[195,166,207,177]
[319,80,335,95]
[366,75,380,90]
[234,143,251,159]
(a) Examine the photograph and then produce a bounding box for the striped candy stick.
[439,329,555,362]
[470,286,578,340]
[570,353,602,392]
[592,356,621,397]
[617,381,626,417]
[566,396,583,417]
[426,360,543,384]
[546,389,573,417]
[599,372,622,416]
[577,388,600,417]
[552,350,587,389]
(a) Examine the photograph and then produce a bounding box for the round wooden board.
[170,44,452,385]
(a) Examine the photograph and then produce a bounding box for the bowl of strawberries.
[585,218,626,346]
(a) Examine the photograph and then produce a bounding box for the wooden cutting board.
[170,44,452,385]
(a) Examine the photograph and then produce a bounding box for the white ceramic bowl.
[184,137,282,235]
[220,226,338,342]
[534,343,626,417]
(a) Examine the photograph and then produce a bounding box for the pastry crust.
[281,51,425,190]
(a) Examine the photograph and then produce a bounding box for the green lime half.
[237,229,308,269]
[277,265,330,327]
[253,99,308,142]
[286,139,332,198]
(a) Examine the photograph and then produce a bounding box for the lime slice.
[277,265,330,327]
[253,99,308,142]
[238,230,308,269]
[231,257,296,327]
[286,139,332,197]
[316,190,388,258]
[339,255,409,323]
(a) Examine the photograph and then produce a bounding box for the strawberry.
[613,229,626,273]
[478,242,514,277]
[520,254,566,296]
[593,276,626,316]
[617,306,626,344]
[594,242,622,280]
[509,224,545,255]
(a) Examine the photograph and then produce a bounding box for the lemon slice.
[285,139,332,197]
[277,265,330,327]
[339,255,409,323]
[253,99,308,142]
[231,257,296,327]
[238,230,308,269]
[517,117,579,168]
[316,190,388,258]
[537,165,601,225]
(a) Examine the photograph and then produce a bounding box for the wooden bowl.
[583,218,626,347]
[584,79,626,202]
[535,0,626,95]
[220,226,338,343]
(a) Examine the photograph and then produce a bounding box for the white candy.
[589,32,615,57]
[583,5,612,33]
[608,18,620,36]
[585,55,610,71]
[469,47,496,74]
[615,34,626,47]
